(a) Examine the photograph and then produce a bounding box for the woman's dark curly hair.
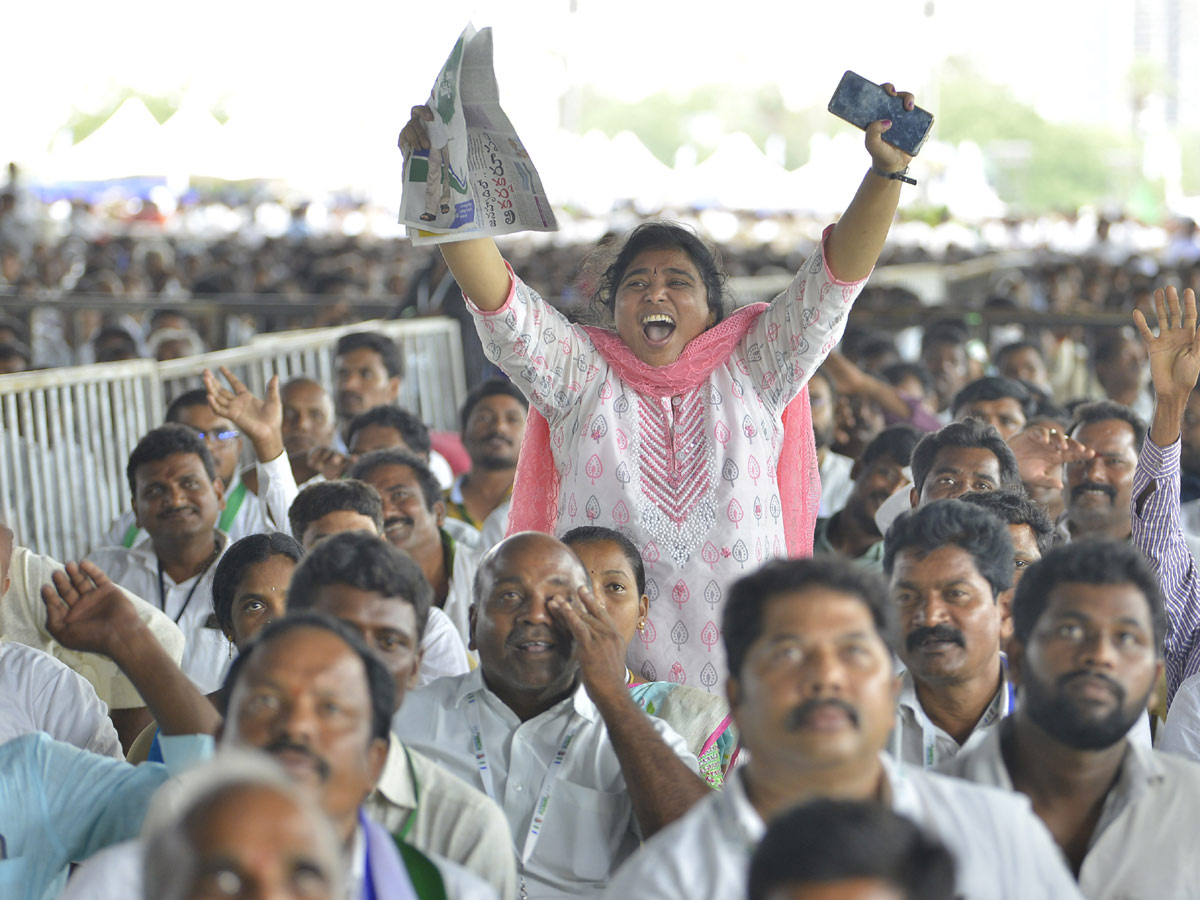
[581,221,730,327]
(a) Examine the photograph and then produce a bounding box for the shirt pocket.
[540,780,630,884]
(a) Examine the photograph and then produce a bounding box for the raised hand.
[41,561,145,660]
[866,84,916,175]
[204,366,284,462]
[548,585,627,701]
[1133,286,1200,406]
[306,445,351,481]
[1009,424,1094,491]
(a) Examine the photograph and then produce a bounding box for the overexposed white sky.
[0,0,1134,164]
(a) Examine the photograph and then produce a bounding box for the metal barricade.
[0,317,466,561]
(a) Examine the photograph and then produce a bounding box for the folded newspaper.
[400,24,558,245]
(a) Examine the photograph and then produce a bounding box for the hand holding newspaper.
[399,24,558,245]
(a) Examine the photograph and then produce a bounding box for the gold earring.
[637,620,646,632]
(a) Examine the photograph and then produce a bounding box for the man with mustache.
[333,332,405,433]
[53,611,496,899]
[814,424,921,569]
[444,378,528,551]
[1060,399,1144,542]
[600,556,1082,899]
[393,531,708,898]
[883,500,1016,768]
[280,377,338,488]
[942,541,1200,897]
[348,450,484,651]
[86,424,233,694]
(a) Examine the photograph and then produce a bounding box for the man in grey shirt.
[941,540,1200,898]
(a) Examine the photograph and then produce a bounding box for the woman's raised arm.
[399,104,512,310]
[824,83,915,283]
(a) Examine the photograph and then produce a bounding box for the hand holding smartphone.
[827,71,934,157]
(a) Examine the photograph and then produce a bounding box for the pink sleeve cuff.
[819,223,873,287]
[462,260,519,317]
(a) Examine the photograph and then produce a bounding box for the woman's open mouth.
[641,313,676,346]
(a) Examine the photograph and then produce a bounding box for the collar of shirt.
[894,659,1009,767]
[125,529,230,584]
[373,732,417,815]
[346,823,366,900]
[451,667,601,726]
[715,768,768,855]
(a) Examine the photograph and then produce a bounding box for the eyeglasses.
[195,430,240,445]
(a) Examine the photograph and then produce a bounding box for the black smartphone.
[827,70,934,157]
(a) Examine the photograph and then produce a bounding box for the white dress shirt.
[87,532,232,694]
[602,755,1084,900]
[891,662,1151,768]
[0,545,185,711]
[419,607,470,686]
[441,533,485,660]
[0,640,121,757]
[393,669,699,899]
[94,453,299,551]
[817,450,855,517]
[943,725,1200,900]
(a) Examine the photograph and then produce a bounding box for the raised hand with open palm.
[1133,286,1200,446]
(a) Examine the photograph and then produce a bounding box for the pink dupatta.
[506,303,821,557]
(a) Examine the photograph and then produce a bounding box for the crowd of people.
[8,84,1200,900]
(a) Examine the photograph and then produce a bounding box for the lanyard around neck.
[465,691,581,870]
[919,662,1014,770]
[156,540,219,625]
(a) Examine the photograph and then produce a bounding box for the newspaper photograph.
[400,24,558,245]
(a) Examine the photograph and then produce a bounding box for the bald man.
[393,532,707,899]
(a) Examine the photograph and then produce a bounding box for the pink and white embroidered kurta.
[467,236,867,691]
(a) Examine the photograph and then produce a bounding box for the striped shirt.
[1130,436,1200,705]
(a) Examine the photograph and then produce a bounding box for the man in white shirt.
[287,531,517,899]
[0,518,184,749]
[96,382,297,550]
[602,556,1083,900]
[941,540,1200,898]
[348,450,484,652]
[0,639,122,757]
[882,500,1016,768]
[87,424,234,694]
[287,479,469,685]
[394,532,708,899]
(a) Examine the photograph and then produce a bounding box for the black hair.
[995,340,1045,367]
[561,525,646,595]
[0,340,30,364]
[287,531,432,639]
[880,361,934,397]
[1012,540,1167,650]
[909,419,1022,498]
[211,533,305,637]
[335,332,404,379]
[218,611,394,741]
[288,479,384,542]
[95,325,138,349]
[883,499,1014,598]
[723,557,895,680]
[1092,327,1141,365]
[921,321,968,355]
[459,376,530,434]
[126,424,217,496]
[958,490,1055,555]
[748,799,956,900]
[593,221,728,326]
[1067,400,1147,452]
[860,423,923,470]
[165,388,212,424]
[346,405,432,457]
[951,376,1036,420]
[346,449,441,511]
